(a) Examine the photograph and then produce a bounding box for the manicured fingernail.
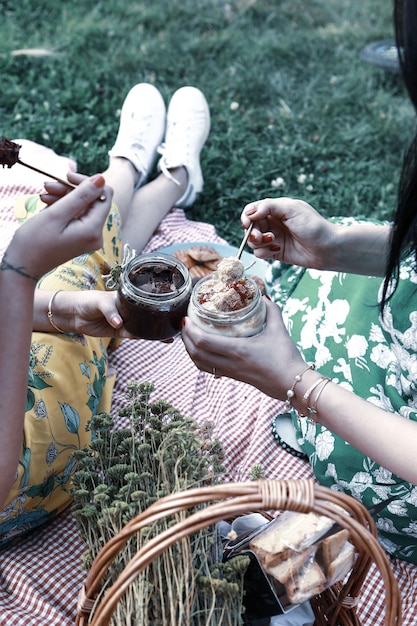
[90,174,105,188]
[270,244,281,252]
[245,206,257,215]
[262,233,273,243]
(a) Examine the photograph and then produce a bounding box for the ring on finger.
[212,367,221,379]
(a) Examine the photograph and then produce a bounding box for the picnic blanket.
[0,142,416,625]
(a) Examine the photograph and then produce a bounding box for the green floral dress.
[0,195,122,548]
[267,221,417,565]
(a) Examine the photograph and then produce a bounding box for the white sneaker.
[108,83,166,188]
[157,86,210,207]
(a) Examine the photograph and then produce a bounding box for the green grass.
[1,0,415,245]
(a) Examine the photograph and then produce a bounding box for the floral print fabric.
[0,195,122,549]
[266,222,417,564]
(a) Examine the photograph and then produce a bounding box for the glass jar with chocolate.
[117,253,192,340]
[187,257,266,337]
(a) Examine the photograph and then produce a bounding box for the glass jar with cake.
[187,256,266,337]
[117,253,192,340]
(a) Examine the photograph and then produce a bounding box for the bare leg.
[123,167,187,252]
[102,84,210,253]
[102,157,138,226]
[103,156,187,252]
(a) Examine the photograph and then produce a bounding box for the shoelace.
[156,107,205,186]
[157,143,181,186]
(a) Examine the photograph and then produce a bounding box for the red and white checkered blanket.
[0,143,416,625]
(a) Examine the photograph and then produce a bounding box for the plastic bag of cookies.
[223,509,356,618]
[249,510,356,610]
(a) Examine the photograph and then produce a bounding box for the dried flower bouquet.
[71,381,249,625]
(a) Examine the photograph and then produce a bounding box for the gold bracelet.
[300,377,328,415]
[299,376,331,422]
[308,377,331,417]
[47,290,66,333]
[284,363,315,411]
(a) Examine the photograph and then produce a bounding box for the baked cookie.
[173,246,222,280]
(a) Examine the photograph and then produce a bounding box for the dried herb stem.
[71,381,248,625]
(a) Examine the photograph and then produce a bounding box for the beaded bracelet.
[284,363,315,411]
[47,290,66,333]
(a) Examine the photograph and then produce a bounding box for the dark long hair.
[381,0,417,308]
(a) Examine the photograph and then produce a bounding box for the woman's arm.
[0,269,36,506]
[241,197,391,276]
[0,174,111,507]
[32,289,131,337]
[285,366,417,485]
[322,221,391,276]
[182,299,417,485]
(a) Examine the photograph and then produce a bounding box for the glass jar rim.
[190,273,261,322]
[121,252,191,301]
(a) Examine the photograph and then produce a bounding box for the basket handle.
[76,479,402,626]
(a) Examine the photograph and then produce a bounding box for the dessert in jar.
[187,257,266,337]
[117,253,192,340]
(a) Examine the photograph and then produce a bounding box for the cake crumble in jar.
[188,257,266,337]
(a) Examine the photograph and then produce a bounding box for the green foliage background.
[1,0,415,244]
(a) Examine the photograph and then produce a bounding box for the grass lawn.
[1,0,414,245]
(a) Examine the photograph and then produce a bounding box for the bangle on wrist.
[300,376,331,422]
[47,290,66,333]
[284,363,315,411]
[308,377,331,418]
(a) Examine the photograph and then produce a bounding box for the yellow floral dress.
[0,194,122,548]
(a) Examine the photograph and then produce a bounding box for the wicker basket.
[75,479,402,626]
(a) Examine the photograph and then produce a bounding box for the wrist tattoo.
[0,252,41,282]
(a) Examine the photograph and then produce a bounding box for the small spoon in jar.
[236,222,254,260]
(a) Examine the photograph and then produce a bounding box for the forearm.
[33,289,82,334]
[0,271,36,506]
[290,368,417,485]
[322,222,391,276]
[33,288,126,338]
